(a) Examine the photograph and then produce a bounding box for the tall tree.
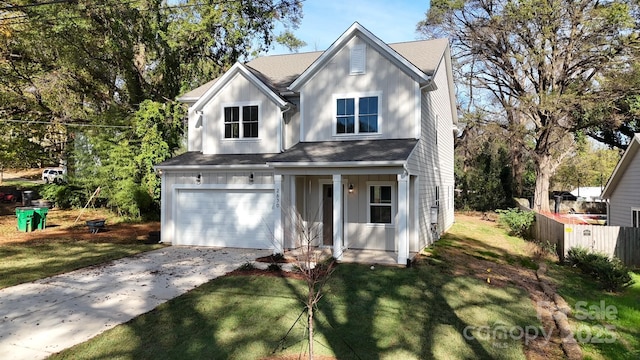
[419,0,640,212]
[1,0,303,215]
[0,0,303,160]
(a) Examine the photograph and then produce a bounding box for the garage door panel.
[175,189,275,248]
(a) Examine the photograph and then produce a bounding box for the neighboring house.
[601,134,640,227]
[156,22,457,264]
[570,187,604,202]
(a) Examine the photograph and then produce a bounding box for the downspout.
[280,104,293,152]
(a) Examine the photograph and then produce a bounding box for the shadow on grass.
[548,267,640,360]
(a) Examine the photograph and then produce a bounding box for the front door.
[322,184,333,246]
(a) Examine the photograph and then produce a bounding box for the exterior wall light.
[249,172,254,184]
[348,183,354,193]
[196,173,202,185]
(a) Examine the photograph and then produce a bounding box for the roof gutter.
[267,160,406,168]
[420,78,437,91]
[155,164,272,171]
[280,104,294,152]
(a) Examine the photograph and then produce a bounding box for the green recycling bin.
[33,207,49,230]
[16,207,36,232]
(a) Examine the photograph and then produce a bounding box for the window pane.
[380,186,391,203]
[359,96,377,115]
[225,107,239,122]
[358,97,378,133]
[371,205,392,223]
[243,122,258,138]
[243,105,258,122]
[225,123,239,138]
[359,115,378,133]
[337,98,354,116]
[370,186,391,204]
[634,210,638,228]
[242,105,258,138]
[337,116,355,134]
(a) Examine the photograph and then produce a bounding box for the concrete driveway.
[0,246,270,360]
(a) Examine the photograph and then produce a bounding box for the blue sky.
[268,0,431,54]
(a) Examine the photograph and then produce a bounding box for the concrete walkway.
[0,247,270,360]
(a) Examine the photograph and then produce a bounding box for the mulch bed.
[226,267,306,281]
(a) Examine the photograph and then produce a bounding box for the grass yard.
[16,211,637,359]
[50,214,545,360]
[547,265,640,360]
[0,207,163,289]
[50,264,539,360]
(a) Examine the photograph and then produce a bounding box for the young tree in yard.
[273,206,335,360]
[419,0,640,212]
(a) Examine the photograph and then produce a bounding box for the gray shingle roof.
[156,139,418,168]
[156,152,277,168]
[270,139,418,164]
[177,38,448,101]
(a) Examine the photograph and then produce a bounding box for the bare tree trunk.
[308,303,314,360]
[533,154,553,213]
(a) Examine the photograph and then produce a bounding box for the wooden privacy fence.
[531,212,640,268]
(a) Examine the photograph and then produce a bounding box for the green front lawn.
[50,261,540,359]
[0,239,163,289]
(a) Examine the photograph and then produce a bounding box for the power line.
[0,0,73,11]
[1,119,132,128]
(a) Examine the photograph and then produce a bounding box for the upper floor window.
[224,104,259,139]
[335,94,380,135]
[633,208,640,228]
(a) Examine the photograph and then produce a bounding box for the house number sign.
[275,188,280,208]
[583,230,591,236]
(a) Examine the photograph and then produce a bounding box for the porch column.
[397,173,410,265]
[332,174,343,260]
[273,174,284,254]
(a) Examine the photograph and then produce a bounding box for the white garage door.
[175,188,275,248]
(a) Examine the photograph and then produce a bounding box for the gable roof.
[601,133,640,199]
[177,24,449,102]
[288,22,434,91]
[189,62,288,112]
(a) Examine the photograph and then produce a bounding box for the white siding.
[406,54,456,251]
[284,97,301,150]
[197,73,282,154]
[609,148,640,226]
[299,36,418,142]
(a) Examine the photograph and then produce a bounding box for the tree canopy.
[0,0,304,216]
[420,0,640,212]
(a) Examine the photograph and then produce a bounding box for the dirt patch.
[256,254,298,264]
[0,206,160,245]
[1,168,42,181]
[226,268,306,281]
[261,356,337,360]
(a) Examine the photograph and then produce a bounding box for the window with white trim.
[224,104,259,139]
[633,208,640,228]
[369,184,393,224]
[335,94,379,135]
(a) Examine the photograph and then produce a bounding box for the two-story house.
[156,22,457,265]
